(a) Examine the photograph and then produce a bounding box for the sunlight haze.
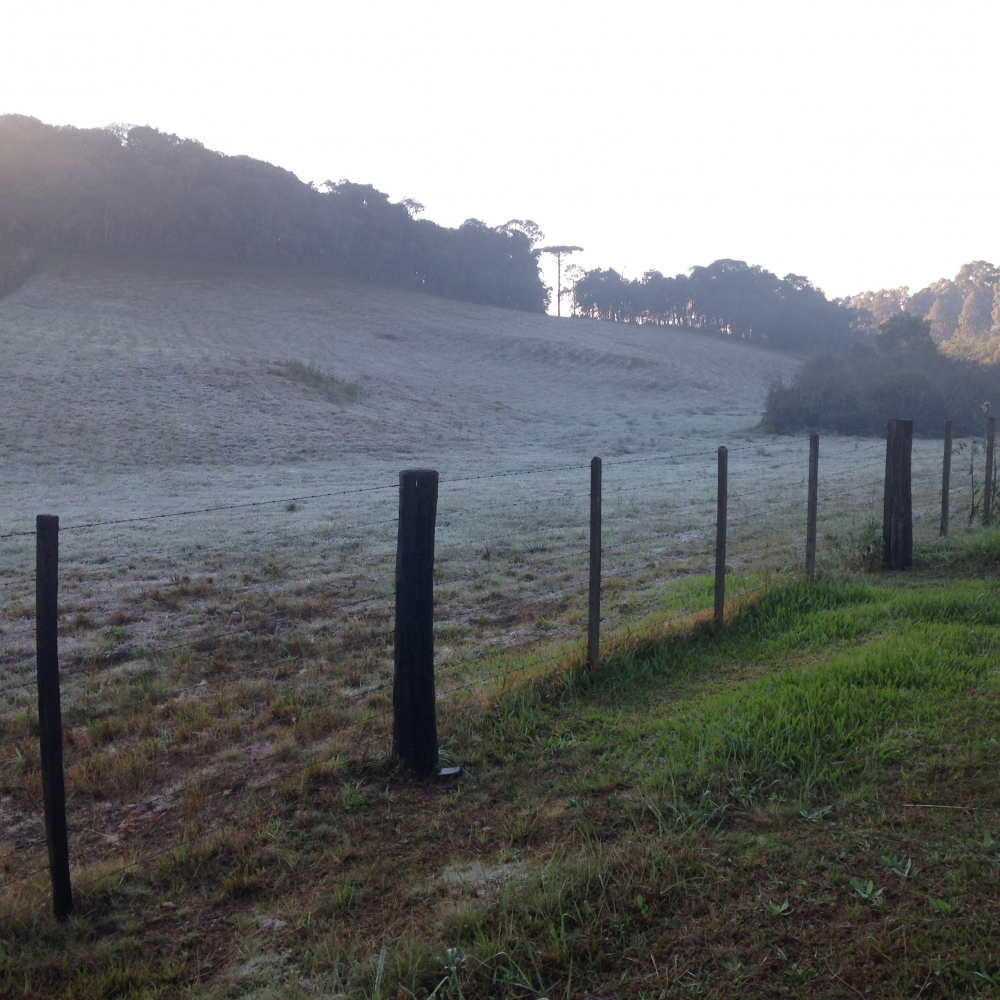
[1,0,996,303]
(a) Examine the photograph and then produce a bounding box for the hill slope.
[0,256,800,501]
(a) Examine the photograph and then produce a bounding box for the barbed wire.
[0,461,944,709]
[3,435,892,541]
[0,484,406,539]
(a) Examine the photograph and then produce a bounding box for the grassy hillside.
[0,255,799,485]
[2,255,945,718]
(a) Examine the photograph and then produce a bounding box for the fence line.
[1,428,982,920]
[1,438,849,539]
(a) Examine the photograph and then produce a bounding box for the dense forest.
[572,260,855,354]
[574,257,1000,436]
[765,263,1000,435]
[841,261,1000,362]
[762,313,1000,436]
[0,116,547,311]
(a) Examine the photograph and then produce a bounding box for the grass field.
[2,258,996,998]
[4,533,1000,998]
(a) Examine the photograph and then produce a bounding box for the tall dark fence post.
[392,470,439,776]
[714,446,728,631]
[805,433,819,582]
[941,420,953,537]
[984,417,995,528]
[587,457,602,672]
[36,515,72,921]
[882,419,913,569]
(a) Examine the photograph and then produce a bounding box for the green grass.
[5,535,1000,997]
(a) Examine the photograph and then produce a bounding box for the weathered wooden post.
[805,433,819,582]
[714,446,728,631]
[587,457,602,672]
[392,470,439,776]
[36,515,73,921]
[882,419,913,569]
[941,420,953,537]
[984,417,995,528]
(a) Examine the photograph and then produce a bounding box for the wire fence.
[0,432,969,916]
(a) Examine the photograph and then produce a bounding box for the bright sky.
[2,1,997,306]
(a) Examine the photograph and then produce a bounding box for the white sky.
[2,0,997,306]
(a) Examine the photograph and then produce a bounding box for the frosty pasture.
[0,258,954,693]
[0,258,963,944]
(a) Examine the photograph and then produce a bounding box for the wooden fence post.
[882,419,913,569]
[392,470,439,776]
[984,417,995,528]
[805,433,819,582]
[587,457,602,672]
[714,446,728,631]
[36,515,73,921]
[941,420,953,537]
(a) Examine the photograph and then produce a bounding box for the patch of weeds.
[799,805,831,823]
[848,877,884,906]
[271,359,360,404]
[317,880,359,917]
[340,783,368,811]
[880,853,914,879]
[504,808,540,845]
[222,868,263,899]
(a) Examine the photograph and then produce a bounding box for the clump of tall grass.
[271,359,360,403]
[917,526,1000,572]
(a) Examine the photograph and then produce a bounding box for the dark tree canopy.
[873,313,936,360]
[840,260,1000,363]
[573,259,856,354]
[0,115,547,312]
[762,311,1000,436]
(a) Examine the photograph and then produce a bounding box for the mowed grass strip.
[3,536,1000,998]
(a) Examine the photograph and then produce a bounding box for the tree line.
[763,262,1000,436]
[762,313,1000,437]
[572,260,856,354]
[841,261,1000,363]
[0,116,547,311]
[574,256,1000,436]
[573,257,1000,362]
